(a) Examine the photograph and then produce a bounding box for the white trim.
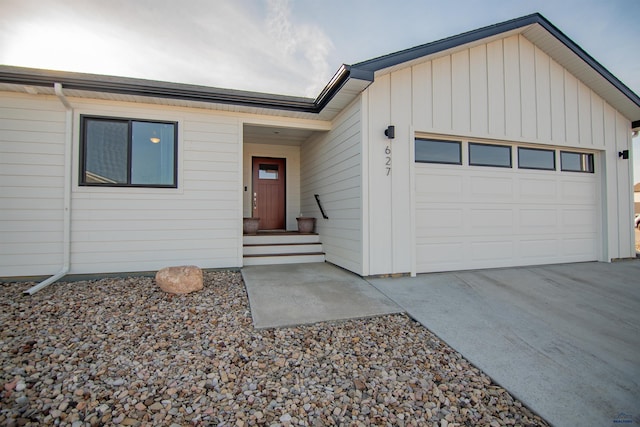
[361,91,370,276]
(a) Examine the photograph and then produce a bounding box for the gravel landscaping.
[1,271,549,426]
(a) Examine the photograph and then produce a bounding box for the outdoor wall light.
[618,150,629,159]
[385,125,395,139]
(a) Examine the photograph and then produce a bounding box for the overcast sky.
[1,0,639,180]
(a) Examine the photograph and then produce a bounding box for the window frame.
[414,138,462,165]
[560,151,595,173]
[517,147,556,171]
[468,142,512,168]
[80,115,178,188]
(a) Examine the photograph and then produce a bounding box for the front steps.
[243,232,325,266]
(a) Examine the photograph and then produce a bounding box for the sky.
[1,0,639,181]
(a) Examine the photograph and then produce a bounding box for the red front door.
[252,157,286,230]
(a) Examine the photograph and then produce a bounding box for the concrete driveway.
[369,261,640,427]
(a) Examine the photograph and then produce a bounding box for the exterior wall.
[366,34,635,274]
[242,143,300,230]
[301,99,363,274]
[0,92,244,276]
[0,93,67,276]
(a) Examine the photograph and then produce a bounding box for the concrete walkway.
[241,262,402,329]
[369,261,640,427]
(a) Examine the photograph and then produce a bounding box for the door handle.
[253,192,257,209]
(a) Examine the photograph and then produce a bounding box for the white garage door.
[414,141,599,273]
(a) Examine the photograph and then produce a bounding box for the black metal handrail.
[314,194,329,219]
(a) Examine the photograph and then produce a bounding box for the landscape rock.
[0,272,549,426]
[155,265,203,294]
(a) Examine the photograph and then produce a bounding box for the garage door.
[414,139,599,273]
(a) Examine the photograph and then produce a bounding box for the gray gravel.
[1,271,549,426]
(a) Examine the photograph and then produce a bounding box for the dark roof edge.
[0,66,320,113]
[352,13,640,109]
[313,65,374,110]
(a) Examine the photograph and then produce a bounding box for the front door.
[252,157,286,230]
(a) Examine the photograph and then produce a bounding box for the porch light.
[150,137,160,143]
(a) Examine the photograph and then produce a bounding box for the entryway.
[252,157,286,230]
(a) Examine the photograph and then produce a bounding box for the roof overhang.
[0,64,373,121]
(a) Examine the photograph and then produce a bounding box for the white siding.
[0,93,249,276]
[242,143,300,230]
[365,32,635,274]
[301,99,363,274]
[69,100,242,274]
[0,93,66,276]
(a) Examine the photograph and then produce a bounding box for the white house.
[1,13,639,286]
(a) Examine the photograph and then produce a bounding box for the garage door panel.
[415,149,599,273]
[470,240,514,260]
[561,209,596,228]
[470,209,513,230]
[470,176,513,199]
[520,209,558,228]
[519,178,557,200]
[520,238,560,258]
[561,237,597,257]
[561,180,597,202]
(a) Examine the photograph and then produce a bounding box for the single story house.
[1,13,639,288]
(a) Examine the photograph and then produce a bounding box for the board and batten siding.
[0,93,67,276]
[242,143,300,230]
[366,33,635,274]
[301,99,363,274]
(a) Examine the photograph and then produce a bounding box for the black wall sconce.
[384,125,395,139]
[618,150,629,159]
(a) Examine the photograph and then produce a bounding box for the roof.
[353,13,640,124]
[0,13,638,124]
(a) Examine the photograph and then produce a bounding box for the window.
[560,151,594,173]
[258,164,279,180]
[469,143,511,168]
[518,147,555,170]
[80,116,177,187]
[415,138,461,164]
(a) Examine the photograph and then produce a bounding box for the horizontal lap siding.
[71,102,241,274]
[0,94,66,276]
[301,100,363,274]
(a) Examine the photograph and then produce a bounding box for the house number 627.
[385,145,391,176]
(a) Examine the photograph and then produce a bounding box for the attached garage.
[414,137,599,273]
[361,14,638,276]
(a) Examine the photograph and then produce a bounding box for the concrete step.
[243,233,320,245]
[243,253,326,266]
[243,243,323,256]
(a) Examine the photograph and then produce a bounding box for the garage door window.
[415,138,461,164]
[518,147,555,170]
[469,143,511,168]
[560,151,594,173]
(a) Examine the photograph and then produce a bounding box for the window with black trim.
[80,116,177,187]
[560,151,594,173]
[518,147,555,170]
[469,143,511,168]
[415,138,462,164]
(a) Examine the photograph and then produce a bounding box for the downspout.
[25,83,72,294]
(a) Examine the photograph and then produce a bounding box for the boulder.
[155,265,203,294]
